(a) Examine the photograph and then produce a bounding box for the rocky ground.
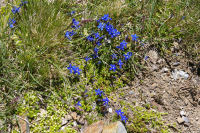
[111,47,200,132]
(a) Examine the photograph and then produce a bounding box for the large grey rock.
[82,121,127,133]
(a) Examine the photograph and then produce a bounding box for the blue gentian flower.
[118,59,123,69]
[85,56,91,62]
[67,64,81,75]
[87,35,95,42]
[109,28,120,38]
[96,41,102,46]
[97,22,105,31]
[12,6,21,14]
[131,34,138,42]
[116,109,124,116]
[95,88,103,96]
[72,18,80,29]
[70,11,75,15]
[94,47,99,55]
[76,101,81,106]
[109,64,117,72]
[69,30,76,36]
[73,66,81,75]
[144,56,149,60]
[111,53,117,59]
[67,64,73,73]
[8,18,16,28]
[102,97,109,106]
[65,31,71,40]
[101,14,112,21]
[94,32,100,39]
[123,52,132,61]
[19,1,28,6]
[121,115,128,123]
[116,40,127,51]
[105,23,113,33]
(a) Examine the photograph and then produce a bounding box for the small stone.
[102,121,127,133]
[180,110,186,116]
[151,65,159,71]
[161,68,169,73]
[177,117,184,124]
[173,62,180,66]
[79,117,85,125]
[77,115,81,121]
[73,121,77,127]
[129,90,134,95]
[108,108,112,113]
[182,116,189,123]
[65,115,72,121]
[71,112,77,120]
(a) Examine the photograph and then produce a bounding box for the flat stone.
[102,121,127,133]
[177,117,184,124]
[65,115,72,121]
[182,116,189,123]
[71,112,77,120]
[82,121,104,133]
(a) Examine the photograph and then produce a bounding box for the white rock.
[108,108,112,113]
[180,110,186,116]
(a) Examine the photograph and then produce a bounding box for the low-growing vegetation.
[0,0,199,132]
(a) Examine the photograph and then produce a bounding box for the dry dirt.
[112,48,200,132]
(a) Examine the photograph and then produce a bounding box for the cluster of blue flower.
[66,13,138,124]
[8,1,28,28]
[67,64,81,75]
[116,109,128,123]
[65,15,80,40]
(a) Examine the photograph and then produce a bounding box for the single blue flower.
[131,34,138,42]
[109,28,120,38]
[8,18,16,28]
[121,115,128,123]
[116,109,124,116]
[109,64,117,72]
[94,32,100,39]
[101,14,112,21]
[76,101,81,106]
[85,56,91,62]
[102,97,109,106]
[96,41,102,46]
[116,40,127,51]
[72,18,79,25]
[97,22,105,31]
[19,1,28,6]
[87,35,95,42]
[12,6,21,14]
[105,23,113,33]
[94,47,99,55]
[144,56,149,60]
[111,53,117,60]
[69,30,76,36]
[118,59,123,69]
[73,66,81,75]
[95,88,103,96]
[72,18,80,29]
[123,52,132,61]
[67,64,73,73]
[70,11,75,15]
[67,64,81,75]
[65,31,71,40]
